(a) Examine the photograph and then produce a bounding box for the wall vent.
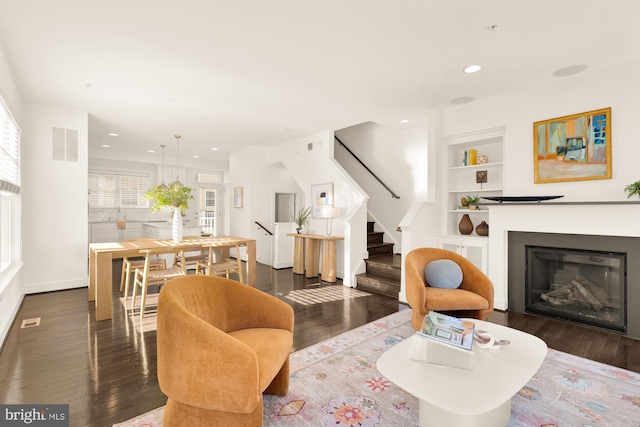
[52,126,79,162]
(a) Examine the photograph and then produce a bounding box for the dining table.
[88,236,256,321]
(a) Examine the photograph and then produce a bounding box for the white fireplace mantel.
[485,202,640,310]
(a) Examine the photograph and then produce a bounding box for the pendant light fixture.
[159,144,168,189]
[173,135,182,185]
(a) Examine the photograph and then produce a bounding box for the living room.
[1,2,640,426]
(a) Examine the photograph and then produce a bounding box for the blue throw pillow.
[424,259,463,289]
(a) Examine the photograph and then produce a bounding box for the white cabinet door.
[437,235,488,275]
[90,223,119,243]
[123,223,143,241]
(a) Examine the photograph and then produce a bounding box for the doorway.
[275,193,296,222]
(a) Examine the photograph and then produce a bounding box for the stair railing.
[334,135,400,199]
[254,221,273,235]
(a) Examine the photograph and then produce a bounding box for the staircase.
[355,221,401,298]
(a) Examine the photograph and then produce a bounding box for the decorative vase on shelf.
[458,214,473,235]
[476,220,489,236]
[172,209,183,243]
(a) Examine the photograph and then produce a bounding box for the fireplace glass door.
[526,246,626,332]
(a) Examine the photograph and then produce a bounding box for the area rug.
[114,309,640,427]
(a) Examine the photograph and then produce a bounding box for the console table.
[287,233,344,282]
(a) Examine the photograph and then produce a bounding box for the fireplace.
[525,246,626,333]
[508,231,640,339]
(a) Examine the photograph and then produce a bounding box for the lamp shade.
[319,206,339,219]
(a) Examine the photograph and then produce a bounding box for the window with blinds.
[0,95,20,273]
[199,188,216,210]
[0,97,20,192]
[88,172,149,208]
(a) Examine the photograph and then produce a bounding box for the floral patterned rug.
[114,309,640,427]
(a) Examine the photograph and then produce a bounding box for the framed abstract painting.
[533,107,611,183]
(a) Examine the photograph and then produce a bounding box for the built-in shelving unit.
[442,126,505,237]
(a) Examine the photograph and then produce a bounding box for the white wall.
[21,103,89,293]
[439,59,640,202]
[335,122,429,253]
[229,145,302,265]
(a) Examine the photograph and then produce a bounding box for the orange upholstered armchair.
[405,248,494,331]
[157,275,294,427]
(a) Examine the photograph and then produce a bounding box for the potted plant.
[144,181,194,242]
[465,194,481,210]
[292,206,311,234]
[624,180,640,198]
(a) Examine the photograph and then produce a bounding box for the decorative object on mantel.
[458,214,473,235]
[533,107,611,184]
[143,135,194,242]
[291,206,311,234]
[476,220,489,236]
[481,195,564,203]
[624,180,640,198]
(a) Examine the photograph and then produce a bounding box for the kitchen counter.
[142,221,193,228]
[89,219,167,224]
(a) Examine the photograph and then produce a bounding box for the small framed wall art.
[311,182,334,218]
[233,186,243,208]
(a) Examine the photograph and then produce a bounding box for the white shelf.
[449,162,503,171]
[449,188,502,193]
[447,209,489,213]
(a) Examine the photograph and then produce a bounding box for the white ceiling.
[1,0,639,163]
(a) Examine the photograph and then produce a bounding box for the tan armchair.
[405,248,494,331]
[157,275,294,427]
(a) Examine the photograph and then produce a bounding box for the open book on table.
[416,311,476,351]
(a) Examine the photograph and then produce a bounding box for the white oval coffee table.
[377,319,547,427]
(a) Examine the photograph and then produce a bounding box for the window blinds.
[88,172,149,208]
[0,96,20,193]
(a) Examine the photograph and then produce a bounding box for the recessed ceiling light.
[400,119,409,123]
[148,150,155,153]
[193,155,199,158]
[552,64,589,77]
[101,144,110,148]
[463,65,482,74]
[451,96,475,105]
[108,133,118,137]
[211,147,219,151]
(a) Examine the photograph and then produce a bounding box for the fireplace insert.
[525,246,626,333]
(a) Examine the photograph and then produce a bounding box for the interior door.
[275,193,296,222]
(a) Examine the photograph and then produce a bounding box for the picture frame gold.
[534,107,611,183]
[233,186,243,208]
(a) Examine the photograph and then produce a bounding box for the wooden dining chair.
[120,238,166,303]
[196,243,244,284]
[131,247,187,318]
[173,235,208,272]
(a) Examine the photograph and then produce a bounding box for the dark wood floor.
[0,261,638,427]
